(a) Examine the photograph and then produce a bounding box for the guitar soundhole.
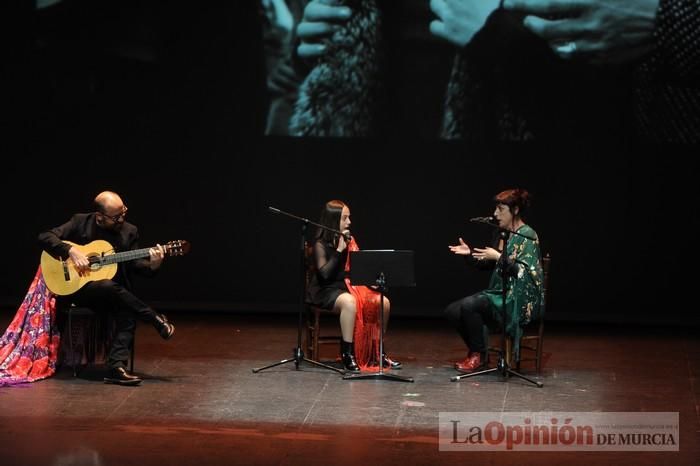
[87,255,102,271]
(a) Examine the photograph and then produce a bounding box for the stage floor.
[1,311,698,466]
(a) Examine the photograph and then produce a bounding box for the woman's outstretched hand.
[448,237,472,255]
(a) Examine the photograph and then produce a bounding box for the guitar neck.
[97,247,153,266]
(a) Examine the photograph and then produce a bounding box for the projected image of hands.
[261,0,700,144]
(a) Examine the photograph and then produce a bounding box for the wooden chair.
[515,253,549,374]
[488,253,550,375]
[62,303,135,377]
[303,241,342,362]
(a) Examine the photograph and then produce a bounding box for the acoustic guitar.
[41,239,190,296]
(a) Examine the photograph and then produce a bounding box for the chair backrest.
[302,239,343,360]
[541,253,551,313]
[304,240,316,289]
[508,253,549,373]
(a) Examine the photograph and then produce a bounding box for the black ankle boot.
[153,313,175,340]
[340,340,360,372]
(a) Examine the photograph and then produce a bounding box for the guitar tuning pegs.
[164,239,190,257]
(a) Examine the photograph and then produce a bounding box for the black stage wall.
[1,1,697,325]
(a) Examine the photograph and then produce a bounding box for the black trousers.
[444,293,493,355]
[71,279,158,369]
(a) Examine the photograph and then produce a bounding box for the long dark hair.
[493,188,531,219]
[315,199,346,246]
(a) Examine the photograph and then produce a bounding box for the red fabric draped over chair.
[0,267,60,386]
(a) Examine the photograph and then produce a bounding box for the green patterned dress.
[480,224,545,361]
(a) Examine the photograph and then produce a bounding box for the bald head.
[94,191,124,213]
[94,191,127,230]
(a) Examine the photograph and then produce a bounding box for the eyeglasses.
[100,207,128,222]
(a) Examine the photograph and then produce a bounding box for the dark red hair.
[493,189,531,218]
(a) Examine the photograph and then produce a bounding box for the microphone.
[469,216,496,224]
[341,230,352,242]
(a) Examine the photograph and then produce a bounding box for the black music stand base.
[344,371,414,382]
[450,354,542,387]
[341,296,414,383]
[252,347,345,374]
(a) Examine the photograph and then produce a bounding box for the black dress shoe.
[154,313,175,340]
[368,353,402,369]
[382,353,402,370]
[104,367,142,386]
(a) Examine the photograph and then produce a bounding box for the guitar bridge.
[61,259,70,282]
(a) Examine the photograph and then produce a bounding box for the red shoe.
[454,353,484,373]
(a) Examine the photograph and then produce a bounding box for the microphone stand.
[252,206,346,375]
[451,221,543,387]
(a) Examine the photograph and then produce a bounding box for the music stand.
[252,207,345,375]
[343,250,415,383]
[451,225,543,387]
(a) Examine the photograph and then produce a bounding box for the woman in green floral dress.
[445,188,545,373]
